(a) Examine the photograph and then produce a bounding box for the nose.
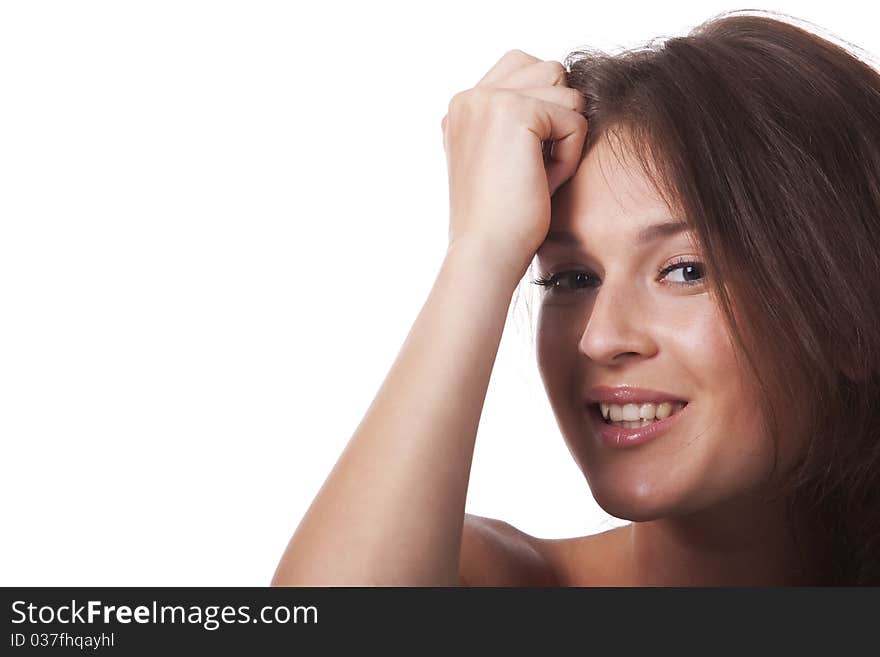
[578,278,658,365]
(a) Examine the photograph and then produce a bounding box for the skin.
[270,48,816,586]
[531,131,815,585]
[269,50,586,586]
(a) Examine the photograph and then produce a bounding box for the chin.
[586,469,700,522]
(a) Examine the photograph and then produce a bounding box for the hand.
[440,49,588,279]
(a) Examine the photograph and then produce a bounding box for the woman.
[272,10,880,586]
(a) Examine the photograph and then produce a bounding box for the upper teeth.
[600,401,686,421]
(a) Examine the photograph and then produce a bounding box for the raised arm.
[271,238,522,586]
[271,49,587,586]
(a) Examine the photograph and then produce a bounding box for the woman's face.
[534,135,804,522]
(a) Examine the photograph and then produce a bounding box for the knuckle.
[451,87,479,104]
[457,86,492,113]
[500,48,537,67]
[541,60,567,85]
[447,89,468,114]
[446,88,487,127]
[448,88,524,128]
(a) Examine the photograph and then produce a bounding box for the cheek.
[536,318,569,396]
[655,301,773,459]
[665,294,742,384]
[678,307,781,478]
[535,307,583,389]
[676,303,760,425]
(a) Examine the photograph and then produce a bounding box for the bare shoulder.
[459,514,632,587]
[458,513,561,586]
[538,524,633,586]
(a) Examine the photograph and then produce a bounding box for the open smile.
[586,401,691,448]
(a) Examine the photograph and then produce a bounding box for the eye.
[530,271,598,295]
[658,258,706,287]
[531,257,707,296]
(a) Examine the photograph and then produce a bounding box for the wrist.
[445,238,531,289]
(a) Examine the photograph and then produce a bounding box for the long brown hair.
[516,9,880,584]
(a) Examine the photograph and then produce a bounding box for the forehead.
[551,135,673,230]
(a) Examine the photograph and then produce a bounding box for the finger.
[442,86,583,149]
[528,99,589,195]
[495,59,568,90]
[475,49,541,87]
[510,87,585,168]
[504,85,585,113]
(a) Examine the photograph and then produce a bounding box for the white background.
[1,1,877,585]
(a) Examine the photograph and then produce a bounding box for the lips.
[586,385,689,406]
[586,398,691,448]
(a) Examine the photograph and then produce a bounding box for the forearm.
[271,240,523,586]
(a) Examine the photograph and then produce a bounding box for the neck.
[623,491,817,586]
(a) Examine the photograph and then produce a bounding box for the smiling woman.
[272,8,880,587]
[516,10,880,585]
[526,129,826,584]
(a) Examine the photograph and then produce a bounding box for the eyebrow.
[543,220,691,248]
